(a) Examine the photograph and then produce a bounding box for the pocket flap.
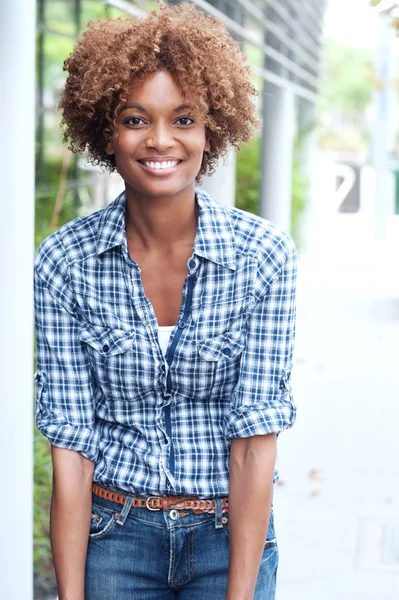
[198,329,246,362]
[80,326,135,356]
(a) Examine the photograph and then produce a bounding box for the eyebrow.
[119,103,192,114]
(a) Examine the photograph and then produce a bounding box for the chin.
[125,180,186,197]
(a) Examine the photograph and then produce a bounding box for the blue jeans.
[85,492,278,599]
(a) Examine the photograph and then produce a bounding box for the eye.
[177,117,195,125]
[125,117,144,126]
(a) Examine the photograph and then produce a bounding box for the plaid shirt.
[34,187,297,499]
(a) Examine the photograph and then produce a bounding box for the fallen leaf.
[309,469,324,481]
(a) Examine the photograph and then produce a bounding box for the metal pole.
[0,0,35,597]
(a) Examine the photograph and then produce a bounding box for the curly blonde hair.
[59,0,262,182]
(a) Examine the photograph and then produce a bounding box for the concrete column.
[296,96,318,251]
[259,82,296,232]
[372,15,397,240]
[0,1,35,598]
[201,146,237,207]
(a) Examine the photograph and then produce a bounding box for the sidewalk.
[274,216,399,599]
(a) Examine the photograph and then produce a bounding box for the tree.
[370,0,399,33]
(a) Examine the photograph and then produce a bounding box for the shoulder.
[226,205,297,294]
[34,194,123,277]
[225,204,296,263]
[198,188,296,265]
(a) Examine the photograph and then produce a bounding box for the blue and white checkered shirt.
[34,186,297,499]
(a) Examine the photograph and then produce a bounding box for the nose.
[145,120,174,151]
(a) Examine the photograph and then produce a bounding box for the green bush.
[34,428,54,595]
[235,136,261,216]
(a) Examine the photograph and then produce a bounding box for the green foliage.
[235,136,261,216]
[319,40,373,115]
[317,40,374,151]
[34,427,54,588]
[36,156,71,247]
[369,1,399,33]
[291,134,310,246]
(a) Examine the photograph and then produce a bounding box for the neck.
[125,184,198,251]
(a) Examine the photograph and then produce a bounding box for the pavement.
[273,203,399,599]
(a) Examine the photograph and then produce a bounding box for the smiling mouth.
[137,160,183,176]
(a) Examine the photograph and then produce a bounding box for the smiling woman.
[34,2,297,600]
[59,1,261,182]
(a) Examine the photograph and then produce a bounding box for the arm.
[34,235,100,600]
[226,434,276,600]
[224,232,298,600]
[50,447,94,600]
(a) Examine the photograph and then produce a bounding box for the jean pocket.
[89,503,118,541]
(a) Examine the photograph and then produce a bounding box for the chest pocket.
[79,325,156,418]
[197,328,246,399]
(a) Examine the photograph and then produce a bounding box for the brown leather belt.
[92,484,229,515]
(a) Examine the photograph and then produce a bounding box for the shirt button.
[103,344,110,353]
[222,347,231,356]
[188,258,196,270]
[178,320,186,329]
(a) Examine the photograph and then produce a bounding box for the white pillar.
[296,96,318,252]
[0,1,35,598]
[372,15,397,240]
[259,84,296,233]
[201,147,237,207]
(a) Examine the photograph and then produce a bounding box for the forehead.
[128,71,182,102]
[122,71,197,114]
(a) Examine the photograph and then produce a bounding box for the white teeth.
[143,160,179,169]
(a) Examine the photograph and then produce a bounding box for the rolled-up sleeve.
[34,236,99,462]
[224,232,298,439]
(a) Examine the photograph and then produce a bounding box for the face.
[106,70,210,199]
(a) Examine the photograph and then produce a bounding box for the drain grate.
[356,516,399,571]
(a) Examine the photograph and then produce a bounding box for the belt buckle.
[146,496,161,511]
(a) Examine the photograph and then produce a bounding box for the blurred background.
[2,0,399,598]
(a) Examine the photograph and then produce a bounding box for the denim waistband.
[91,489,227,530]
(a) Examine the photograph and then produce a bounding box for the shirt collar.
[193,187,237,270]
[96,186,237,271]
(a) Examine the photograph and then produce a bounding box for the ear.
[204,138,210,153]
[104,128,115,155]
[106,139,115,156]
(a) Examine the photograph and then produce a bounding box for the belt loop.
[214,498,223,529]
[116,494,135,526]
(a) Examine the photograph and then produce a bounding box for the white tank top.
[157,325,174,373]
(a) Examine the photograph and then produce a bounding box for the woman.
[34,2,298,599]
